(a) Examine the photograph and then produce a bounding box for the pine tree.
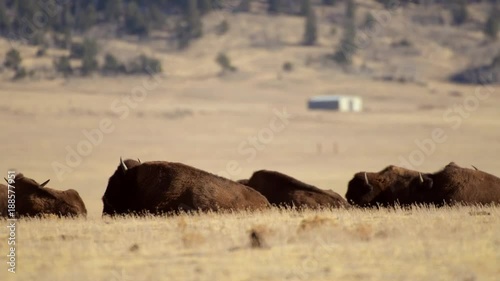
[124,1,149,36]
[174,19,191,50]
[484,7,499,40]
[322,0,336,5]
[303,0,317,46]
[63,27,72,49]
[76,4,98,32]
[105,0,123,22]
[346,0,356,20]
[268,0,281,14]
[198,0,212,15]
[12,0,36,31]
[332,0,357,64]
[0,0,11,33]
[186,0,202,39]
[451,0,468,25]
[81,38,99,75]
[300,0,310,16]
[237,0,251,12]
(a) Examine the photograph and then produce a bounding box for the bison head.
[102,157,142,216]
[346,172,375,206]
[346,165,421,207]
[9,173,87,217]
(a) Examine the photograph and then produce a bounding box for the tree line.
[0,0,498,79]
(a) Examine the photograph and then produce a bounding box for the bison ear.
[120,157,128,173]
[39,179,50,188]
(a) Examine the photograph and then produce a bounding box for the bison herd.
[1,158,500,218]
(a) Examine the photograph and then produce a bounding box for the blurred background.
[0,0,499,217]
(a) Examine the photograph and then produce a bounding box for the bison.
[101,158,270,216]
[346,165,423,207]
[1,173,87,218]
[409,162,500,206]
[241,170,349,209]
[0,183,7,217]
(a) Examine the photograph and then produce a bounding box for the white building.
[308,95,363,112]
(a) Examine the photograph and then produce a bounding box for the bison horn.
[364,172,369,185]
[40,179,50,187]
[419,172,424,183]
[4,177,8,184]
[471,165,478,171]
[137,158,141,164]
[120,157,128,172]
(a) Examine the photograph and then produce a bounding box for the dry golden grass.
[1,206,499,281]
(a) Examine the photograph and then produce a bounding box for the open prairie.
[1,207,500,281]
[1,1,500,280]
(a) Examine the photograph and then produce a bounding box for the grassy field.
[1,206,499,281]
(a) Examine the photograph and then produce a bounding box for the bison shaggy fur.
[409,162,500,206]
[101,158,270,216]
[243,170,349,209]
[346,165,422,207]
[1,173,87,218]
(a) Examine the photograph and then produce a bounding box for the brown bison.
[1,173,87,218]
[101,158,270,216]
[346,165,422,207]
[0,184,7,217]
[409,162,500,206]
[241,170,349,209]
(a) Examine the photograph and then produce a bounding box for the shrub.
[53,56,73,77]
[127,55,162,75]
[70,42,84,59]
[216,52,237,73]
[484,10,499,40]
[12,67,27,80]
[4,48,22,70]
[283,61,294,72]
[303,1,317,46]
[216,20,230,35]
[36,47,46,57]
[102,53,126,75]
[391,39,412,47]
[363,12,376,29]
